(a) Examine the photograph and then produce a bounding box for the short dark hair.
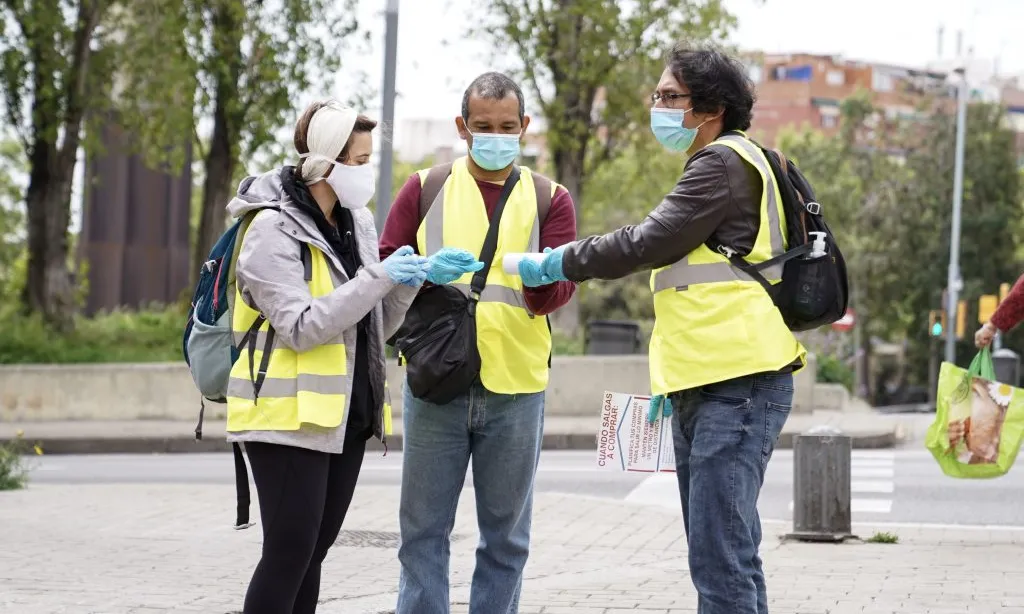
[461,71,525,122]
[666,43,755,132]
[293,101,377,180]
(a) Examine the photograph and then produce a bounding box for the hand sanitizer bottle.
[808,232,827,258]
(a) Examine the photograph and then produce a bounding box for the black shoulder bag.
[392,166,522,404]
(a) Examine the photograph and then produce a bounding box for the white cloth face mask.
[298,153,376,210]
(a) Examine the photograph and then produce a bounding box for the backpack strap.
[532,173,553,228]
[418,162,454,221]
[232,442,253,529]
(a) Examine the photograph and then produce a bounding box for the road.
[25,448,1024,527]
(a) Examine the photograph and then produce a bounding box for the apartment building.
[746,52,1024,166]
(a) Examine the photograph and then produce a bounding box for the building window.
[826,70,845,86]
[872,71,894,92]
[821,114,838,129]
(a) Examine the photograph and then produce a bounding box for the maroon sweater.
[992,273,1024,332]
[379,171,577,316]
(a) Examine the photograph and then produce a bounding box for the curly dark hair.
[666,43,756,132]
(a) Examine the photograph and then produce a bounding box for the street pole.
[945,66,968,365]
[375,0,400,231]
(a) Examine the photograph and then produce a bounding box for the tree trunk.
[193,106,235,279]
[192,0,243,281]
[22,141,76,330]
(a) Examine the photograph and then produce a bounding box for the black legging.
[242,431,367,614]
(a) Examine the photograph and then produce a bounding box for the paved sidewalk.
[1,482,1019,614]
[0,410,907,454]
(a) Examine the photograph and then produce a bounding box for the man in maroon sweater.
[380,72,576,614]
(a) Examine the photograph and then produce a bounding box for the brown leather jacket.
[562,142,761,282]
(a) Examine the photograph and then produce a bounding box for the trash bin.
[992,348,1020,387]
[584,320,641,355]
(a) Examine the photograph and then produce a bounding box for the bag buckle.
[716,244,737,258]
[805,201,822,215]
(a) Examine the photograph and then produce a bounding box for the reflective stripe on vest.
[226,244,350,432]
[646,134,805,395]
[414,157,553,394]
[651,135,786,293]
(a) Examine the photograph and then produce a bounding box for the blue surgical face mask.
[650,107,705,153]
[469,132,521,171]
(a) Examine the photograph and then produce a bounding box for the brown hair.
[293,101,377,180]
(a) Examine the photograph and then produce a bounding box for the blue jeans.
[396,380,545,614]
[670,372,793,614]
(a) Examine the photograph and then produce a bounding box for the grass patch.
[0,303,186,364]
[866,531,899,544]
[0,432,34,491]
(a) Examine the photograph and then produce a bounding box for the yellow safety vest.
[415,157,556,394]
[226,243,355,432]
[648,133,806,395]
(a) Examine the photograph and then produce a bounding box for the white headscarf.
[298,100,358,184]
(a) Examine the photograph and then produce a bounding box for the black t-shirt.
[281,167,375,439]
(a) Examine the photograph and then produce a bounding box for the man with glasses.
[519,44,805,614]
[379,71,577,614]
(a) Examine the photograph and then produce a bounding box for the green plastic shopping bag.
[926,347,1024,478]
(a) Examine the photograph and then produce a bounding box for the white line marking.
[851,467,895,479]
[849,459,897,468]
[851,480,894,493]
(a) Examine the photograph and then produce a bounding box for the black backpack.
[707,135,849,332]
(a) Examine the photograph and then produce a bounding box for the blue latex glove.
[539,245,569,282]
[648,394,672,424]
[426,247,485,285]
[382,245,431,286]
[518,255,553,287]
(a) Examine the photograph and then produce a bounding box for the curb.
[4,429,901,455]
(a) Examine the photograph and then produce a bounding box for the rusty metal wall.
[79,120,192,316]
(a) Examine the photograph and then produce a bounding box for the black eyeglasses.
[650,92,691,104]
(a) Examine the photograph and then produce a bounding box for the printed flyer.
[595,391,675,473]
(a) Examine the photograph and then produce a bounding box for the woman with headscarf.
[223,100,474,613]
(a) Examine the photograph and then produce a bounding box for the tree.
[0,1,193,329]
[187,0,362,279]
[574,135,682,326]
[782,94,1023,398]
[478,0,735,332]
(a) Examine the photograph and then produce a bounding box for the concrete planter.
[0,353,833,423]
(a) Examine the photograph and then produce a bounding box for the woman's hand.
[382,245,431,286]
[975,321,998,349]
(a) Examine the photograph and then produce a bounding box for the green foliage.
[817,354,854,391]
[575,136,684,322]
[0,433,30,491]
[781,93,1023,387]
[479,0,735,206]
[866,531,899,544]
[0,304,186,365]
[0,137,25,296]
[189,0,362,166]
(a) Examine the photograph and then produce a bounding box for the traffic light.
[979,295,998,324]
[929,310,946,337]
[956,300,967,340]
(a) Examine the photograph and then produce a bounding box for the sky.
[335,0,1024,125]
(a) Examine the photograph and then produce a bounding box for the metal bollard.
[784,426,856,543]
[992,348,1020,387]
